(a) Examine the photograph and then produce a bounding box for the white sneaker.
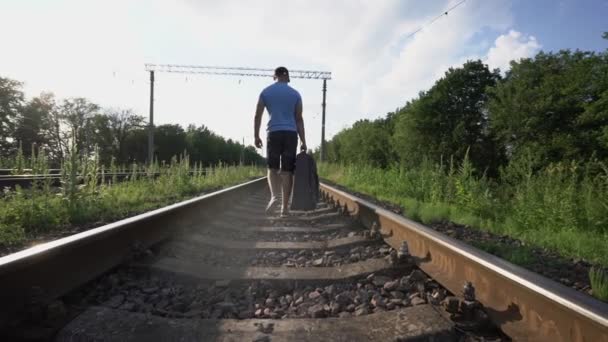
[266,197,280,214]
[280,207,290,218]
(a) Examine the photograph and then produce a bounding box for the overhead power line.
[405,0,467,39]
[145,64,332,80]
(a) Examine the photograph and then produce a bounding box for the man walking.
[254,66,307,217]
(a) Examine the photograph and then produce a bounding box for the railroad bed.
[0,178,606,341]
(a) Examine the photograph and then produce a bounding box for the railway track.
[0,170,211,189]
[0,178,606,341]
[0,169,63,176]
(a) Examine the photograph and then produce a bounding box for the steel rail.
[320,183,608,342]
[0,170,212,189]
[0,169,212,178]
[0,169,62,175]
[0,177,266,329]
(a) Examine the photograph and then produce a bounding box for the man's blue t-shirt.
[260,82,301,132]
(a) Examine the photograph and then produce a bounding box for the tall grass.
[589,267,608,301]
[319,155,608,267]
[0,149,263,247]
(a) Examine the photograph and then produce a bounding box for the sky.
[0,0,607,151]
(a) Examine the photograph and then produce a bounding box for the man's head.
[274,66,290,83]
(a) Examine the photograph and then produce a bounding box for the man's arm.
[295,98,306,151]
[254,96,264,148]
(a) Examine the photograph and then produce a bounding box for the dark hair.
[274,66,289,77]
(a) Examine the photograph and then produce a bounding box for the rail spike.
[342,203,349,216]
[463,281,476,302]
[369,221,381,239]
[460,281,481,321]
[397,241,410,260]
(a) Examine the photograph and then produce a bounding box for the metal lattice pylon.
[145,64,331,80]
[144,63,332,163]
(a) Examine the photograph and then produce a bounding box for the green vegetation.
[589,267,608,301]
[488,51,608,168]
[392,60,503,173]
[319,160,608,266]
[0,150,263,247]
[322,50,608,176]
[317,44,608,296]
[471,241,536,267]
[0,72,266,249]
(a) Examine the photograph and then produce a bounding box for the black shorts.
[267,130,298,172]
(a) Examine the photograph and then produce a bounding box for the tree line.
[0,79,264,168]
[321,47,608,176]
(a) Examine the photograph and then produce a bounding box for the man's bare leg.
[280,171,294,217]
[266,168,281,213]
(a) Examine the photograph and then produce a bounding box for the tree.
[13,92,55,157]
[38,93,67,162]
[243,145,263,165]
[185,124,220,165]
[154,124,187,163]
[324,117,395,167]
[0,77,24,155]
[87,114,114,164]
[392,60,502,173]
[322,109,398,167]
[488,50,608,166]
[184,124,264,166]
[123,127,148,163]
[1,75,265,167]
[57,98,100,157]
[104,109,145,164]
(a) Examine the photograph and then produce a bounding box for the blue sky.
[512,0,607,52]
[0,0,606,150]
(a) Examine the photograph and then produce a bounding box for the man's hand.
[300,142,307,152]
[254,97,265,149]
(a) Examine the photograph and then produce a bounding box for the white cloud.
[359,0,513,116]
[485,30,541,72]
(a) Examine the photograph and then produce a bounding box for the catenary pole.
[148,70,155,164]
[320,79,327,161]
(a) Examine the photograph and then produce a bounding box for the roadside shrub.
[0,154,263,248]
[319,157,608,267]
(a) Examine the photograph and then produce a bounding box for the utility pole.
[148,70,155,164]
[241,137,244,165]
[320,79,327,162]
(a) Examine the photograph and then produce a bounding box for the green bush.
[319,159,608,267]
[0,154,263,247]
